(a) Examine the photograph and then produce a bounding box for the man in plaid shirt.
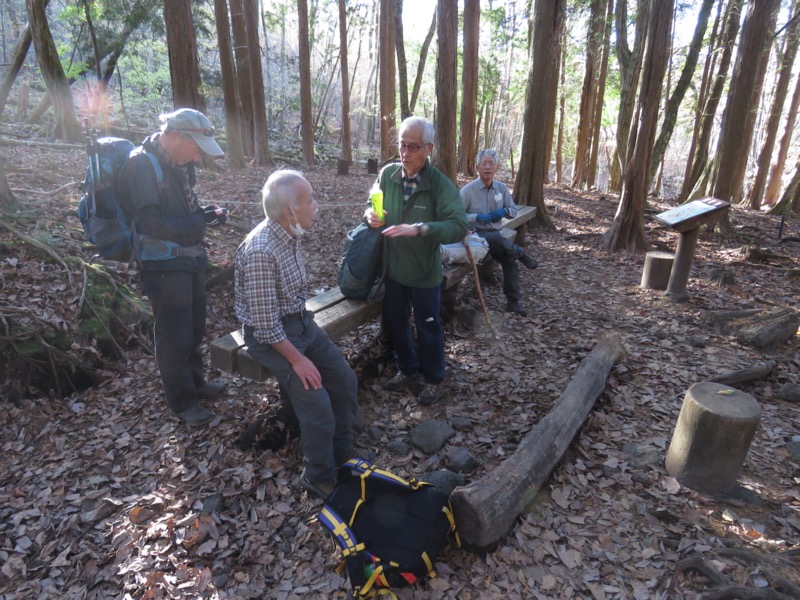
[234,170,359,499]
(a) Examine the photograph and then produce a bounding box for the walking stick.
[463,239,497,338]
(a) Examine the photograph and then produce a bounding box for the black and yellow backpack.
[318,459,460,598]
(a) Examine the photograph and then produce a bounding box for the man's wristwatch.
[414,223,429,237]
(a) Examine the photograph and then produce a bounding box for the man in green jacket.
[364,116,468,405]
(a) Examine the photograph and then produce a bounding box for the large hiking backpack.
[337,223,387,301]
[77,136,162,262]
[319,459,460,598]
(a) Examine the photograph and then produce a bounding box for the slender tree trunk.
[768,157,800,215]
[379,0,396,161]
[683,0,743,202]
[608,0,651,192]
[603,0,673,253]
[0,23,32,121]
[164,0,206,112]
[394,0,410,120]
[298,0,314,165]
[571,0,606,189]
[649,0,715,188]
[588,0,613,189]
[709,0,780,209]
[338,0,352,163]
[214,0,245,168]
[410,7,436,114]
[556,36,566,185]
[746,0,800,209]
[457,0,479,176]
[230,0,254,156]
[25,0,81,141]
[514,0,565,231]
[0,158,18,211]
[435,0,457,182]
[765,65,800,206]
[243,0,270,166]
[544,14,566,185]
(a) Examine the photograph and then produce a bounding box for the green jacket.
[378,161,468,288]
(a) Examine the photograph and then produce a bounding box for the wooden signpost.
[653,197,730,301]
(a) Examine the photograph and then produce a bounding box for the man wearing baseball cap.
[118,108,229,426]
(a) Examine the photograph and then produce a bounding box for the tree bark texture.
[513,0,564,231]
[457,0,479,177]
[649,0,715,187]
[379,0,396,161]
[571,0,606,189]
[765,64,800,207]
[682,0,743,203]
[243,0,270,166]
[230,0,254,157]
[338,0,352,162]
[709,0,779,207]
[588,0,613,189]
[603,0,673,253]
[0,24,33,121]
[608,0,651,192]
[0,158,18,211]
[394,0,410,120]
[298,0,314,166]
[25,0,81,142]
[164,0,206,113]
[544,16,566,185]
[450,334,622,552]
[746,0,800,209]
[434,0,458,182]
[213,0,245,168]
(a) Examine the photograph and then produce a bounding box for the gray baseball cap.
[161,108,225,157]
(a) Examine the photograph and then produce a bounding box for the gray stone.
[410,419,456,453]
[623,442,662,469]
[787,441,800,462]
[688,336,706,348]
[777,383,800,404]
[446,447,478,472]
[368,426,384,441]
[416,469,465,495]
[387,439,410,455]
[450,416,473,431]
[202,492,224,513]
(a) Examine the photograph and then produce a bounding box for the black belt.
[281,308,312,324]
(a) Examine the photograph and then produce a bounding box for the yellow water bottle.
[370,183,384,221]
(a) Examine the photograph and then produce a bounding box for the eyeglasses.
[399,142,427,154]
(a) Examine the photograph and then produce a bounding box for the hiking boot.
[300,474,335,499]
[519,253,539,270]
[197,381,228,398]
[383,371,419,392]
[506,301,528,317]
[418,382,444,406]
[176,404,215,426]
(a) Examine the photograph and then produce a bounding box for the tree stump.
[337,159,350,175]
[367,158,378,174]
[665,382,761,496]
[640,250,674,290]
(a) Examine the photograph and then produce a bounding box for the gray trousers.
[243,313,357,483]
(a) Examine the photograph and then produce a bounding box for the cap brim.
[189,132,225,157]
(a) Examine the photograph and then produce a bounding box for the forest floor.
[1,139,800,600]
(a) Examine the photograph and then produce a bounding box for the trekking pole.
[463,239,497,338]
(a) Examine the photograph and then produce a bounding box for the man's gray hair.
[477,149,499,164]
[399,116,434,145]
[261,169,307,220]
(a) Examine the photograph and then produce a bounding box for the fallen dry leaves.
[1,144,799,599]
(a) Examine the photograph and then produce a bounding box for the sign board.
[655,197,730,232]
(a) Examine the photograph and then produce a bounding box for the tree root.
[0,220,73,286]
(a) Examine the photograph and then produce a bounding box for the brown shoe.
[419,382,444,406]
[383,372,419,392]
[300,474,335,499]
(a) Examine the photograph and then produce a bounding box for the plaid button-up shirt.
[234,218,307,345]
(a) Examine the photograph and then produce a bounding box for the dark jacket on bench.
[379,161,468,288]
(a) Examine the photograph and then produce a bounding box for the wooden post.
[640,250,674,290]
[367,158,378,174]
[665,226,700,302]
[665,382,761,496]
[337,159,350,175]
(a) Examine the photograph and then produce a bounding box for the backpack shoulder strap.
[128,146,164,185]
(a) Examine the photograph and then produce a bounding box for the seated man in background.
[234,169,359,499]
[460,149,538,316]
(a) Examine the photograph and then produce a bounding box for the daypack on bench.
[78,136,163,262]
[319,459,460,598]
[337,223,387,301]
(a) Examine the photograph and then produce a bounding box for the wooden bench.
[210,205,537,381]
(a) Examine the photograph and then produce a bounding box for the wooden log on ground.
[450,334,622,552]
[709,361,776,386]
[665,382,761,496]
[640,250,674,290]
[702,307,800,348]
